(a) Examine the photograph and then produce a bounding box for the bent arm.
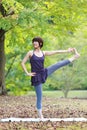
[21,51,30,75]
[44,48,73,56]
[21,51,36,76]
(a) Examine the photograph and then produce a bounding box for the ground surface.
[0,95,87,130]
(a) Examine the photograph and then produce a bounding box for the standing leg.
[34,84,43,119]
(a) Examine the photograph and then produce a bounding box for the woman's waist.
[31,68,46,73]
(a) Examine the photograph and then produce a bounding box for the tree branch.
[0,3,14,17]
[0,3,6,17]
[5,10,14,17]
[5,55,17,78]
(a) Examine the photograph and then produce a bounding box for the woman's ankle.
[69,49,80,62]
[37,109,44,119]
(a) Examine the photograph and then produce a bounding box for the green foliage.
[0,0,87,95]
[43,0,87,36]
[2,0,24,13]
[0,0,24,30]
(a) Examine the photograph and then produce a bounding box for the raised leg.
[47,48,80,76]
[47,59,70,76]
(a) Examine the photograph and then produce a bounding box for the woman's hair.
[32,37,43,48]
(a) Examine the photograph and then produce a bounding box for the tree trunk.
[64,90,68,98]
[62,89,69,98]
[0,29,7,95]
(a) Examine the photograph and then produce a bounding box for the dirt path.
[0,95,87,130]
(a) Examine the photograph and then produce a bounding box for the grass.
[27,90,87,98]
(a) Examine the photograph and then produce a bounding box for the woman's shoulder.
[42,51,45,56]
[27,50,33,58]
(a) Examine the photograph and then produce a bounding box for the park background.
[0,0,87,98]
[0,0,87,130]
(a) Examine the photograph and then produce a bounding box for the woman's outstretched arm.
[44,48,74,56]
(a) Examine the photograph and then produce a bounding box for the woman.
[21,37,80,119]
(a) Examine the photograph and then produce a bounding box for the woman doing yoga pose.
[21,37,80,119]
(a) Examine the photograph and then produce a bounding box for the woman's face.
[32,41,40,49]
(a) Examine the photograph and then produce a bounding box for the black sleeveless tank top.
[30,51,48,86]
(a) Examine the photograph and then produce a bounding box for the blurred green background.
[0,0,87,97]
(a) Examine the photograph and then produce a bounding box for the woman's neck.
[34,48,41,52]
[34,48,43,57]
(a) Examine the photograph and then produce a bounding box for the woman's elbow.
[21,61,24,67]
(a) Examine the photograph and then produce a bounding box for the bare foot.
[37,109,44,119]
[69,48,80,62]
[73,48,80,59]
[40,114,44,120]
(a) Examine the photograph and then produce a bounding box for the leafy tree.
[0,0,47,94]
[0,0,87,95]
[0,0,24,94]
[45,24,87,97]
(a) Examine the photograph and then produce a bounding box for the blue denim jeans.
[34,59,70,109]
